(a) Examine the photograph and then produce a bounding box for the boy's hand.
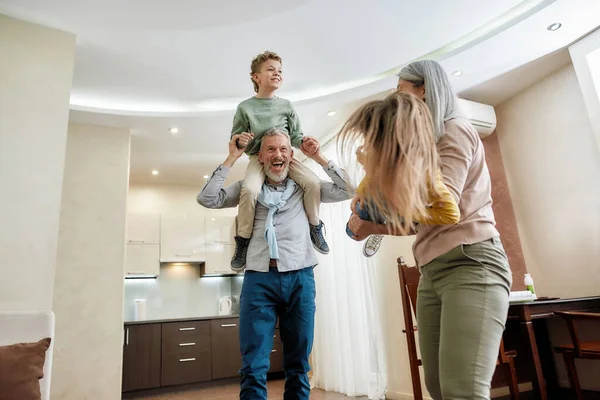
[226,133,252,166]
[356,145,366,166]
[301,136,319,155]
[236,132,254,149]
[301,137,328,166]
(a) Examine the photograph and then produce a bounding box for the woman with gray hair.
[348,60,512,399]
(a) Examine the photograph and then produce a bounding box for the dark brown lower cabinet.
[161,320,212,386]
[269,329,284,373]
[210,318,243,379]
[122,324,162,392]
[122,318,284,392]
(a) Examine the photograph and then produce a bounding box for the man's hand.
[225,133,253,167]
[301,137,328,166]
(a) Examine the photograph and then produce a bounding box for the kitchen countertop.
[124,314,239,326]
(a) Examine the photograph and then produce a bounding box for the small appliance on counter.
[134,298,147,321]
[218,296,233,316]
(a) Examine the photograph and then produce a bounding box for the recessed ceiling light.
[169,127,179,134]
[203,175,209,179]
[327,111,336,117]
[152,170,159,175]
[547,22,562,31]
[452,70,463,77]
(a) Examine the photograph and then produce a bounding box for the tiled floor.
[123,379,365,400]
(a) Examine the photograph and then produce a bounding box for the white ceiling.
[2,0,600,186]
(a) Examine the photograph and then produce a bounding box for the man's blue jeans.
[239,267,316,400]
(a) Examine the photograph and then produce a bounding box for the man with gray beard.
[197,128,353,400]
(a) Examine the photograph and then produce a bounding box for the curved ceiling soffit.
[69,0,557,116]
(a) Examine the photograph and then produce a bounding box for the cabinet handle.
[179,358,196,362]
[128,240,145,243]
[214,240,228,244]
[127,272,144,275]
[179,327,195,331]
[125,328,129,346]
[221,324,237,328]
[175,254,191,257]
[271,349,277,353]
[179,342,196,347]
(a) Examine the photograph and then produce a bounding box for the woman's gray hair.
[398,60,463,142]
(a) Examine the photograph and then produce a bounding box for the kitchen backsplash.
[123,263,243,321]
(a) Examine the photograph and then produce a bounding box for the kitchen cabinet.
[161,321,212,386]
[160,215,206,262]
[269,329,284,373]
[204,216,236,275]
[210,318,242,379]
[204,243,236,275]
[204,216,236,245]
[126,213,160,244]
[125,243,160,277]
[122,324,162,392]
[122,316,282,393]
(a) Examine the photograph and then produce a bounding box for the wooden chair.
[398,257,519,399]
[554,311,600,400]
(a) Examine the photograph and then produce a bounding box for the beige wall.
[496,64,600,390]
[51,123,131,399]
[496,65,600,299]
[0,14,75,311]
[128,182,238,217]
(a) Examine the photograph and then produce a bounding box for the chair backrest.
[399,262,421,315]
[0,311,55,400]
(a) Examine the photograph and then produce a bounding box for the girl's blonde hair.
[337,91,441,235]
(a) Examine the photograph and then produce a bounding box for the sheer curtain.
[305,143,387,399]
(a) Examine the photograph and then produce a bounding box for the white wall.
[496,65,600,299]
[0,14,75,311]
[370,236,434,400]
[496,64,600,390]
[569,28,600,152]
[52,123,131,399]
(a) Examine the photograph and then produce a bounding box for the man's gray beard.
[264,164,289,183]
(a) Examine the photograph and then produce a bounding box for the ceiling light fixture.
[452,70,463,77]
[547,22,562,31]
[152,170,159,175]
[169,127,179,134]
[327,111,336,117]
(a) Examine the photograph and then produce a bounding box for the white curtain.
[305,144,387,399]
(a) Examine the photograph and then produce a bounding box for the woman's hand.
[350,193,365,214]
[347,213,381,241]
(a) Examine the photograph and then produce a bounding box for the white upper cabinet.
[126,213,160,244]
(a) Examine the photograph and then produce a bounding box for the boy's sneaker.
[310,221,330,255]
[231,236,250,272]
[363,234,384,258]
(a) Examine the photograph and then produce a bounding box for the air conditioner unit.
[457,98,497,138]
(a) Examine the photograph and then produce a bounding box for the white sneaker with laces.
[363,234,384,258]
